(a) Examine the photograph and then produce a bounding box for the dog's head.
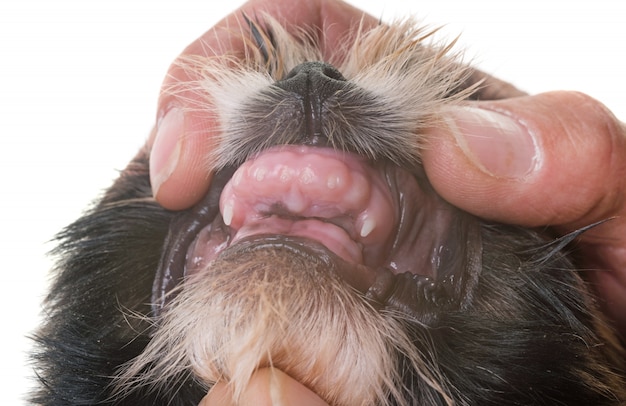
[33,18,625,406]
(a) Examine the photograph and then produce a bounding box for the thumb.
[422,91,626,232]
[422,91,626,335]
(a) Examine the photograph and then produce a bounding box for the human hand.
[199,368,328,406]
[422,91,626,337]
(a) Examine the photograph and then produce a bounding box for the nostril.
[278,61,346,83]
[274,61,347,95]
[320,64,346,81]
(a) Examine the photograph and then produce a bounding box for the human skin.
[199,368,328,406]
[147,0,626,403]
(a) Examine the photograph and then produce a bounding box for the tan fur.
[118,245,456,406]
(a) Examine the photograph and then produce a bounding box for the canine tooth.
[360,217,376,238]
[222,200,234,226]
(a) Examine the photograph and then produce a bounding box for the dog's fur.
[32,17,625,405]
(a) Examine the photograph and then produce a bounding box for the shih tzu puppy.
[31,15,625,406]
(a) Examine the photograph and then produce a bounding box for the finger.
[422,91,626,333]
[423,91,626,229]
[151,0,377,210]
[200,368,329,406]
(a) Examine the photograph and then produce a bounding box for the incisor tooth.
[280,167,295,182]
[253,166,267,182]
[299,167,315,184]
[360,217,376,238]
[327,174,340,189]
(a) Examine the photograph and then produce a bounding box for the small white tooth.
[299,167,315,184]
[222,200,234,226]
[253,166,267,182]
[360,217,376,238]
[233,169,244,187]
[327,174,340,189]
[280,167,295,182]
[286,195,306,213]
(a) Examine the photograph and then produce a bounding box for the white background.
[1,0,624,403]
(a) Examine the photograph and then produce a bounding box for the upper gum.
[218,145,397,262]
[226,148,371,217]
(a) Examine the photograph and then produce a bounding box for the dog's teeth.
[360,217,376,238]
[279,166,296,183]
[285,194,307,214]
[253,165,268,182]
[223,199,234,226]
[232,169,244,187]
[298,166,315,184]
[327,173,341,189]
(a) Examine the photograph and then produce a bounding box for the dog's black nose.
[275,61,347,92]
[273,62,349,140]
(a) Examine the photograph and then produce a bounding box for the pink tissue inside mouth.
[218,145,396,265]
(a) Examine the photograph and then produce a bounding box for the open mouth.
[151,57,482,320]
[152,144,482,319]
[195,145,396,272]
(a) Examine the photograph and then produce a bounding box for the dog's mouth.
[152,144,482,319]
[216,146,394,269]
[152,58,482,320]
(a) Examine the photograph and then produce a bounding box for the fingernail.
[150,107,184,196]
[446,106,538,178]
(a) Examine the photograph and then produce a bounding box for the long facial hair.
[119,243,454,406]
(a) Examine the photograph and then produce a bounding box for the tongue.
[219,146,396,264]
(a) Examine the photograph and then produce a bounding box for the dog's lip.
[202,234,380,293]
[226,216,364,264]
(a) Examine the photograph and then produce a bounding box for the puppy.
[31,17,626,405]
